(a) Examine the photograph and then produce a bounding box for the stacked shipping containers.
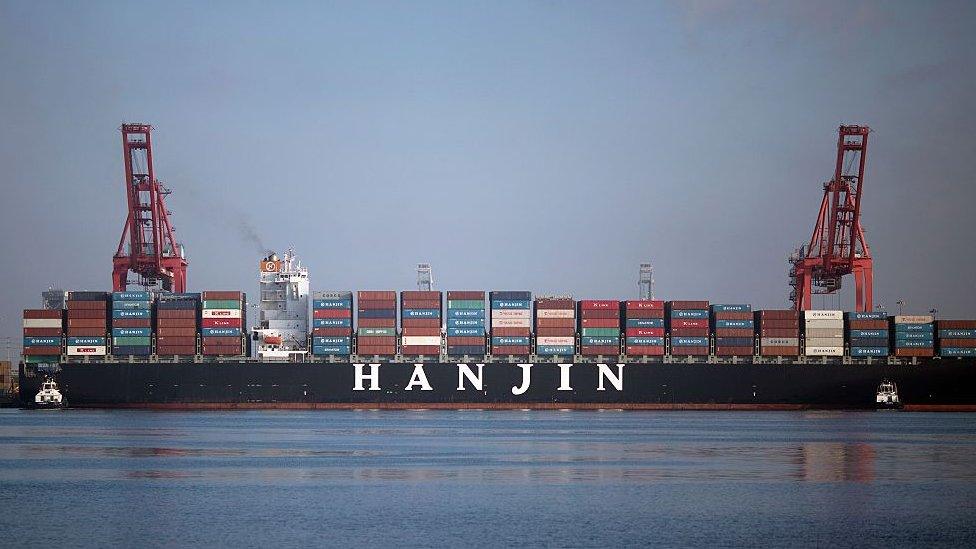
[938,320,976,357]
[668,300,709,356]
[711,304,754,356]
[846,311,889,357]
[66,292,108,358]
[23,309,63,363]
[400,291,442,356]
[312,291,353,357]
[534,297,575,357]
[446,291,486,356]
[756,310,800,356]
[489,291,531,356]
[892,315,934,357]
[201,291,245,356]
[623,300,665,356]
[578,300,620,356]
[804,310,843,356]
[357,291,397,356]
[112,291,152,357]
[156,294,199,356]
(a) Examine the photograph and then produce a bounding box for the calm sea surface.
[1,410,975,548]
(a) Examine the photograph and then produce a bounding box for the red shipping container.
[402,318,440,328]
[66,300,107,310]
[23,309,63,319]
[715,328,754,337]
[671,346,709,356]
[24,327,64,336]
[314,309,352,319]
[24,346,62,355]
[670,319,709,329]
[358,318,396,328]
[358,336,395,345]
[401,291,440,300]
[626,327,665,337]
[66,328,105,337]
[938,339,976,347]
[402,327,440,336]
[112,318,152,328]
[447,291,484,300]
[157,346,196,355]
[492,327,530,337]
[625,300,664,310]
[536,318,576,328]
[358,291,396,301]
[202,336,241,346]
[715,347,754,356]
[894,348,934,357]
[157,328,196,337]
[536,299,575,309]
[157,319,196,329]
[358,302,396,311]
[201,291,243,300]
[67,319,106,328]
[157,336,196,345]
[579,345,618,355]
[579,300,619,310]
[625,345,665,356]
[669,301,708,310]
[939,320,976,329]
[624,309,665,319]
[314,327,353,337]
[401,345,440,355]
[759,328,799,338]
[535,327,576,337]
[758,310,799,320]
[759,347,799,356]
[580,318,619,328]
[758,319,800,329]
[491,345,530,355]
[357,345,396,355]
[847,320,887,330]
[446,336,484,345]
[671,328,709,337]
[156,309,196,319]
[67,309,106,319]
[201,345,243,356]
[579,309,618,319]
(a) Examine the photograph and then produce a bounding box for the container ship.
[15,123,976,410]
[17,249,976,410]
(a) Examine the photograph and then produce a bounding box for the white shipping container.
[804,346,844,356]
[804,318,844,329]
[202,308,242,318]
[761,337,799,346]
[401,336,441,346]
[805,328,844,338]
[537,336,574,346]
[535,309,575,319]
[805,337,844,347]
[491,309,531,319]
[804,310,843,320]
[67,345,106,356]
[23,318,63,328]
[894,315,933,324]
[491,318,531,328]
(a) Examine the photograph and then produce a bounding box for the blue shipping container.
[448,327,483,337]
[581,336,620,346]
[447,318,484,328]
[113,327,151,337]
[895,331,933,341]
[201,328,241,337]
[447,309,485,319]
[313,345,351,355]
[492,336,530,346]
[850,329,887,338]
[941,347,976,357]
[24,337,61,346]
[715,337,753,346]
[625,318,665,328]
[112,300,151,310]
[113,346,151,356]
[672,337,708,346]
[848,311,887,320]
[313,318,352,328]
[490,300,530,309]
[536,345,575,355]
[314,299,352,309]
[489,291,532,301]
[402,309,440,318]
[939,329,976,338]
[894,323,934,332]
[851,347,889,357]
[711,304,752,313]
[895,339,933,348]
[313,337,351,346]
[626,337,665,346]
[112,291,152,301]
[446,345,486,355]
[715,319,753,329]
[67,337,105,346]
[359,309,396,319]
[112,309,150,319]
[670,309,708,319]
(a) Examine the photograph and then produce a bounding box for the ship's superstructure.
[251,249,309,359]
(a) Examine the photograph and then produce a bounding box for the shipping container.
[757,310,800,356]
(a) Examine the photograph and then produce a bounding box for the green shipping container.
[24,355,60,363]
[358,327,396,336]
[113,336,152,346]
[447,300,485,310]
[202,300,242,310]
[580,328,620,337]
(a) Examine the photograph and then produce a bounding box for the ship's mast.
[638,263,654,300]
[417,263,433,291]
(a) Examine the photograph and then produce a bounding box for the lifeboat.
[263,335,283,345]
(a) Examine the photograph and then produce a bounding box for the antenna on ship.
[638,263,654,300]
[417,263,433,291]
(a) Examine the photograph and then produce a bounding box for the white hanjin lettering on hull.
[511,364,533,395]
[597,363,624,391]
[406,364,433,391]
[558,364,572,391]
[457,364,484,391]
[353,363,380,391]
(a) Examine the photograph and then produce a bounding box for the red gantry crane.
[112,124,188,292]
[789,125,873,312]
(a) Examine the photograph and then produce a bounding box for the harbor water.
[1,410,975,547]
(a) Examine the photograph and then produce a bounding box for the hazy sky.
[2,1,975,348]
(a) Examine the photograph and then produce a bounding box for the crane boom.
[789,125,873,311]
[112,124,187,292]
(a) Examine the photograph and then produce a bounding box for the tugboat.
[876,379,902,410]
[33,377,65,409]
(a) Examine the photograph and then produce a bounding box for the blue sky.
[1,1,974,344]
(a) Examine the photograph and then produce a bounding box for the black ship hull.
[18,359,976,410]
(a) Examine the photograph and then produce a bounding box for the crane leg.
[853,261,873,312]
